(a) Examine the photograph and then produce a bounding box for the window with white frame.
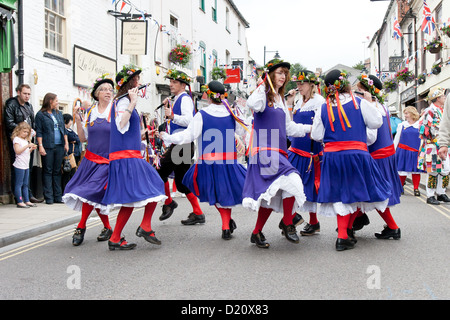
[44,0,66,56]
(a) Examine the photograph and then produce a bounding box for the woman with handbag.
[63,75,115,246]
[35,93,69,204]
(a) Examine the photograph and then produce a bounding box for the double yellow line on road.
[403,185,450,220]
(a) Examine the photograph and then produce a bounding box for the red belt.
[109,150,142,161]
[84,149,109,165]
[251,147,288,159]
[324,141,368,153]
[370,144,395,159]
[193,152,237,196]
[288,146,323,193]
[398,143,418,153]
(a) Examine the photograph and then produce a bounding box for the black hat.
[292,70,320,85]
[115,64,142,89]
[368,75,383,91]
[165,69,192,85]
[91,74,114,101]
[265,59,291,73]
[324,69,343,87]
[208,80,225,95]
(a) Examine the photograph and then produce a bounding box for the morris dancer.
[286,70,324,236]
[417,87,450,205]
[63,75,114,246]
[158,69,204,225]
[243,59,311,249]
[103,65,166,250]
[310,70,391,251]
[160,81,248,240]
[354,74,401,240]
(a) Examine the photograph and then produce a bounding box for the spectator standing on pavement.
[35,93,69,204]
[389,106,402,138]
[10,122,37,208]
[417,87,450,205]
[4,84,42,203]
[394,106,423,196]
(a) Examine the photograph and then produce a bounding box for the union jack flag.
[393,16,403,39]
[421,0,436,35]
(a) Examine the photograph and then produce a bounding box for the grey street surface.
[0,184,449,302]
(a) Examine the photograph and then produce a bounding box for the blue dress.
[317,96,391,216]
[182,110,247,207]
[288,95,323,213]
[102,98,166,209]
[368,105,402,207]
[395,122,423,173]
[63,105,111,214]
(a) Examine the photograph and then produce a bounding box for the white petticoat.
[63,193,112,215]
[317,199,389,217]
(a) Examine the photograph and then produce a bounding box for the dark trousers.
[41,144,65,203]
[157,143,194,195]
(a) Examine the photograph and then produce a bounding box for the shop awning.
[0,6,16,73]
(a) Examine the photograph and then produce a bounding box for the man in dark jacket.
[4,84,42,203]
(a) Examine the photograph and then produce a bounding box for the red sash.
[193,152,237,196]
[398,143,418,153]
[84,149,109,165]
[370,144,395,159]
[109,150,142,161]
[251,147,288,159]
[324,141,368,153]
[288,146,323,193]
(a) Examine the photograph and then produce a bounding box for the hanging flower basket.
[168,44,192,67]
[432,64,441,75]
[424,37,443,54]
[383,79,398,93]
[441,25,450,38]
[211,66,227,80]
[395,68,415,84]
[417,73,426,85]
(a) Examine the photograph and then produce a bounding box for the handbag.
[63,152,77,172]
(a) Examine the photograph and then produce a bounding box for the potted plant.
[211,66,227,80]
[441,25,450,38]
[417,73,426,85]
[432,63,441,75]
[168,44,192,67]
[383,79,398,93]
[424,37,443,54]
[395,68,415,84]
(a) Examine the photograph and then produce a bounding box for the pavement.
[0,174,431,248]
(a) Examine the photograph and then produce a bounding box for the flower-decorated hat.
[91,73,114,101]
[291,70,320,85]
[165,69,192,85]
[264,58,291,73]
[322,69,351,96]
[357,74,385,104]
[115,64,142,90]
[427,86,445,101]
[201,80,228,101]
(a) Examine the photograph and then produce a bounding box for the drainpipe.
[16,0,24,84]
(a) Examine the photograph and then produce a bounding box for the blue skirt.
[318,150,391,204]
[102,158,165,206]
[288,151,319,203]
[183,162,247,207]
[374,156,402,207]
[396,149,423,173]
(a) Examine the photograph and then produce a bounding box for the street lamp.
[264,46,280,65]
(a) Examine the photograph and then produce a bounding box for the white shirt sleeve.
[393,122,404,149]
[172,95,194,128]
[162,111,203,146]
[114,98,131,134]
[284,103,311,137]
[311,102,325,142]
[360,98,383,129]
[246,85,267,113]
[366,128,378,146]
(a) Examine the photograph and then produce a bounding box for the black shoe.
[222,229,232,240]
[437,194,450,202]
[160,200,178,221]
[353,213,370,231]
[108,237,137,251]
[375,226,401,240]
[30,197,44,203]
[300,222,320,236]
[347,228,357,244]
[136,226,161,245]
[414,189,421,196]
[97,228,112,242]
[335,238,355,251]
[229,219,237,233]
[427,196,440,205]
[293,213,304,227]
[278,220,300,243]
[181,212,205,225]
[250,231,270,248]
[72,228,86,246]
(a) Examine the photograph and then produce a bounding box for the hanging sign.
[121,20,148,55]
[224,68,241,84]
